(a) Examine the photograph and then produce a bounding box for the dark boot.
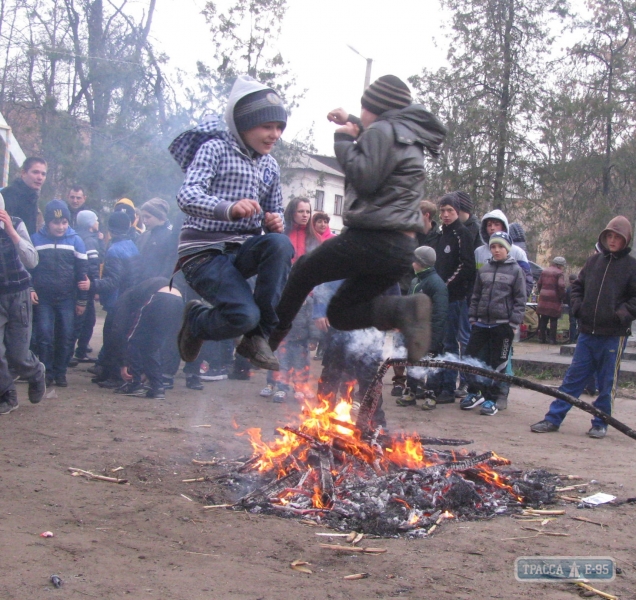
[371,295,431,363]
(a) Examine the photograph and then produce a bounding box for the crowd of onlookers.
[0,152,554,419]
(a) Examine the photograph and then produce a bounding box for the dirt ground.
[1,336,635,599]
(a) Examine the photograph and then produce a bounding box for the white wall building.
[281,153,344,233]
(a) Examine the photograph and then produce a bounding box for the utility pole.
[347,44,373,92]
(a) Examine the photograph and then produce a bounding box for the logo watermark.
[515,556,615,582]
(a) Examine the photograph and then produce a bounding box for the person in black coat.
[136,198,178,281]
[434,193,476,403]
[1,157,47,234]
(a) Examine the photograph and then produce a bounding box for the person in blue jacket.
[30,200,88,387]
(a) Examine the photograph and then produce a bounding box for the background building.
[281,153,344,233]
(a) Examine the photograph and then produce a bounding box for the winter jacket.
[94,236,140,311]
[462,214,482,252]
[334,105,446,233]
[169,76,285,259]
[474,209,534,295]
[2,179,40,234]
[409,267,449,353]
[415,220,441,248]
[0,216,37,294]
[75,228,102,283]
[110,277,174,365]
[435,219,476,303]
[537,265,566,318]
[136,221,178,281]
[571,221,636,336]
[30,226,88,304]
[469,256,526,326]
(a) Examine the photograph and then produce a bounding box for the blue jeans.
[544,333,625,429]
[183,234,293,340]
[35,297,76,379]
[431,299,470,394]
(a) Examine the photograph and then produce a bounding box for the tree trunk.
[493,0,514,210]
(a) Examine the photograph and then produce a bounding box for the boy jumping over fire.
[170,75,294,372]
[269,75,447,361]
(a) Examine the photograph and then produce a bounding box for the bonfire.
[222,377,558,537]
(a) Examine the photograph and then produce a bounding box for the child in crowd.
[396,246,449,410]
[531,216,636,438]
[171,75,293,372]
[86,212,140,387]
[31,200,88,387]
[460,231,526,416]
[71,210,102,363]
[0,193,45,413]
[111,277,183,399]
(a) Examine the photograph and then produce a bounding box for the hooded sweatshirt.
[169,76,285,260]
[571,216,636,336]
[475,209,534,296]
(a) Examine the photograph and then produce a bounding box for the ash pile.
[216,391,559,538]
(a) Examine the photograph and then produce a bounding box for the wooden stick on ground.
[68,467,128,484]
[575,582,618,600]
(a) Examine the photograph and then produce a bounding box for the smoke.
[344,327,390,366]
[407,352,491,382]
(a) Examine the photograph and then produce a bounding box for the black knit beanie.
[438,192,461,214]
[108,211,131,236]
[361,75,412,115]
[234,89,287,133]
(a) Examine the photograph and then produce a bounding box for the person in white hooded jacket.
[169,75,294,372]
[475,209,533,294]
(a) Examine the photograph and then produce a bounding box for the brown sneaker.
[236,335,280,371]
[178,300,204,362]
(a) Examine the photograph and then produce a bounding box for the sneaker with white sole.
[459,392,485,410]
[272,390,286,403]
[587,425,607,438]
[260,384,275,397]
[200,368,228,381]
[479,400,498,416]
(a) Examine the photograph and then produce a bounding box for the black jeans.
[538,315,558,343]
[465,323,514,399]
[276,229,416,332]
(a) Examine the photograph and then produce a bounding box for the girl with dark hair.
[260,198,321,402]
[283,197,321,260]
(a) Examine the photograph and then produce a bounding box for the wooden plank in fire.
[238,470,303,505]
[406,451,498,478]
[318,448,335,507]
[355,360,394,434]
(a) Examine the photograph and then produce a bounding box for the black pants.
[128,292,183,390]
[465,323,514,399]
[276,229,416,332]
[74,296,96,356]
[538,315,558,343]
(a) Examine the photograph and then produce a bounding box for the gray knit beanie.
[553,256,567,267]
[234,89,287,133]
[413,245,436,268]
[76,210,98,230]
[141,197,170,221]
